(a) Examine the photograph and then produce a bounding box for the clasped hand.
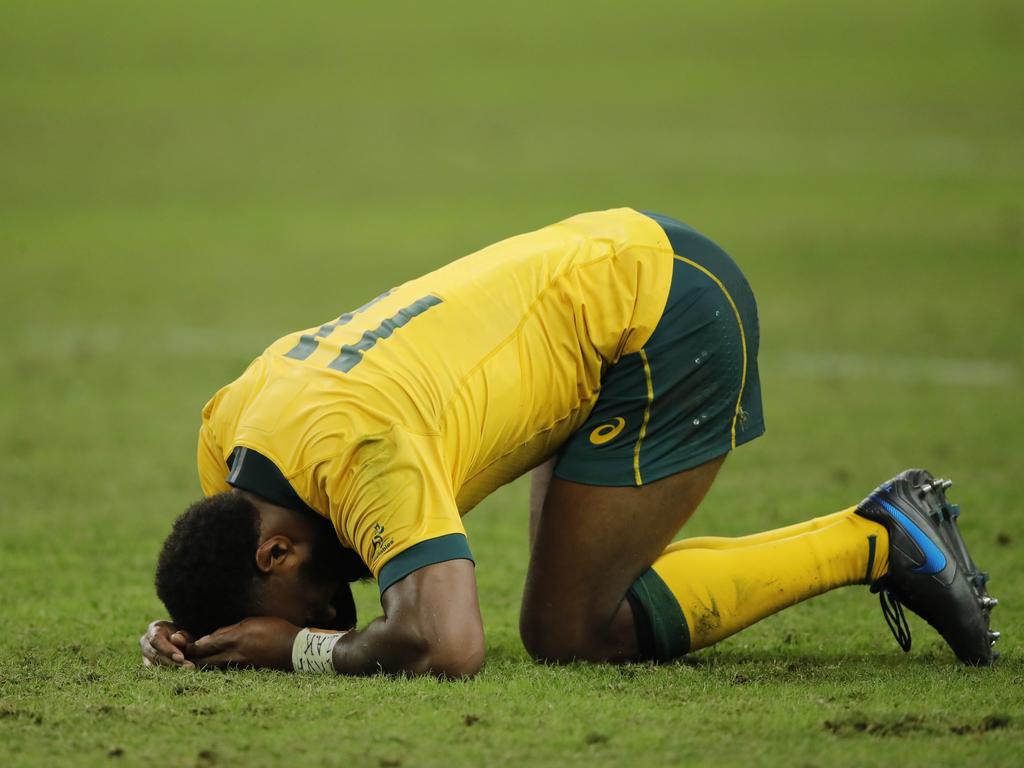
[139,616,301,671]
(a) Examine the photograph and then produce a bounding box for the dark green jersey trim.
[378,534,474,594]
[225,447,372,606]
[226,446,318,517]
[627,568,691,661]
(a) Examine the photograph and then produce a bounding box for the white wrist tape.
[291,628,346,673]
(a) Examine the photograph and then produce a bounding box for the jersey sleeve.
[197,422,230,496]
[315,426,472,593]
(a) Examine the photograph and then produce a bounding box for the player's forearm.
[318,560,484,678]
[330,615,480,678]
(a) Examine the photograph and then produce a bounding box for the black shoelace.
[879,589,912,652]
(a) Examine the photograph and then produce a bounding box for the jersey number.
[283,292,443,373]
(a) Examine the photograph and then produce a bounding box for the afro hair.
[155,492,262,637]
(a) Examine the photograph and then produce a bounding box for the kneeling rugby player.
[141,208,999,676]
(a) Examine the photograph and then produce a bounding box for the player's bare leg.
[520,455,725,662]
[520,455,899,663]
[528,457,557,550]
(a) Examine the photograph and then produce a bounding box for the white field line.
[8,326,1020,389]
[10,325,278,359]
[776,352,1018,388]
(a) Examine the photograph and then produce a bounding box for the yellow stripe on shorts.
[632,349,655,485]
[673,255,749,449]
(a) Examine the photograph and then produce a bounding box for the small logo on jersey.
[370,523,395,562]
[589,417,626,445]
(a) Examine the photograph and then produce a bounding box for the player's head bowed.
[155,492,367,637]
[155,492,263,637]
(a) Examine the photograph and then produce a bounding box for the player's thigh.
[522,214,761,645]
[522,454,725,627]
[528,457,557,549]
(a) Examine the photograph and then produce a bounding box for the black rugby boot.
[856,469,999,666]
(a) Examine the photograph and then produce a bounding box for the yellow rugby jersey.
[198,208,676,589]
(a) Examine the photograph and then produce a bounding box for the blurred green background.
[2,1,1022,766]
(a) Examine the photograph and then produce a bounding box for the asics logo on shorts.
[589,417,626,445]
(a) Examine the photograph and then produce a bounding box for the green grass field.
[2,1,1022,765]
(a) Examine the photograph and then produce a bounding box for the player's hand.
[186,617,301,671]
[140,620,195,669]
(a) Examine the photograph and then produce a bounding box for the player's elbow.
[393,615,484,678]
[419,625,486,679]
[426,648,484,679]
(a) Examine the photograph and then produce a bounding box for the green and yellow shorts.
[553,212,765,487]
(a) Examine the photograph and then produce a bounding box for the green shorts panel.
[553,212,765,486]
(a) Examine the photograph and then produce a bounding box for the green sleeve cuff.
[378,534,474,594]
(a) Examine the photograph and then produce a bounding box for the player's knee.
[519,616,570,663]
[519,608,597,663]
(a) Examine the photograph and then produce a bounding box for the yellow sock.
[627,507,888,658]
[663,508,854,551]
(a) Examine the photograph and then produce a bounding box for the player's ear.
[254,534,295,574]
